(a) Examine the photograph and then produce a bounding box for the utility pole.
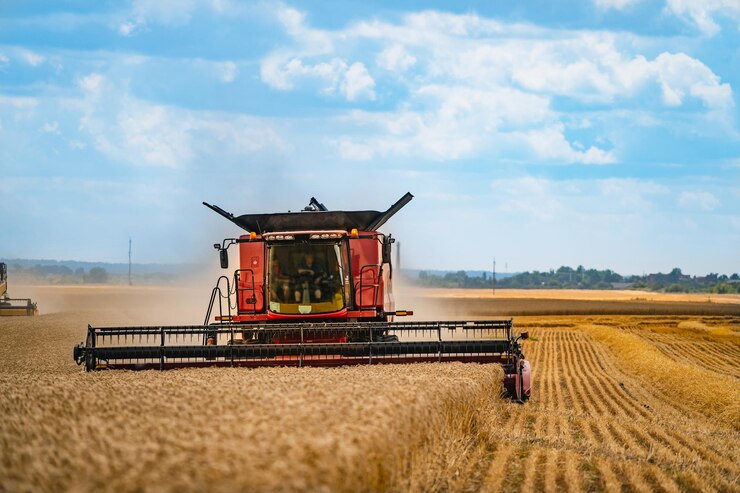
[128,237,132,286]
[396,241,401,273]
[492,257,496,295]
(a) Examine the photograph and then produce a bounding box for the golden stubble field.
[1,285,738,492]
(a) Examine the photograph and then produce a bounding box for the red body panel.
[349,235,384,310]
[237,237,265,313]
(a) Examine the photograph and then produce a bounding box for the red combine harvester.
[73,193,531,400]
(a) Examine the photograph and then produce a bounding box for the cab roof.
[204,192,413,235]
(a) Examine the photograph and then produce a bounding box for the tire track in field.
[534,330,578,493]
[564,334,671,492]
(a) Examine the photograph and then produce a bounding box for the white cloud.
[516,125,617,164]
[491,176,564,220]
[490,177,669,221]
[117,0,243,36]
[77,72,106,95]
[262,57,346,92]
[0,95,39,109]
[40,121,60,134]
[74,75,284,168]
[679,191,720,211]
[262,57,375,102]
[654,53,733,109]
[665,0,740,36]
[376,45,416,72]
[594,0,740,35]
[0,54,8,70]
[118,22,137,36]
[594,0,642,9]
[340,62,375,101]
[19,49,45,67]
[598,178,669,206]
[216,61,238,83]
[129,0,199,27]
[335,138,373,160]
[261,7,734,164]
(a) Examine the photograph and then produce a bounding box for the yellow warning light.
[350,228,359,237]
[249,232,257,240]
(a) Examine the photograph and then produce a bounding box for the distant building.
[611,282,633,289]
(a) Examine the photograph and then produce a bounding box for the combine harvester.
[0,262,38,316]
[73,193,531,400]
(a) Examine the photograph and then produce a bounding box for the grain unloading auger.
[0,263,38,316]
[73,193,531,401]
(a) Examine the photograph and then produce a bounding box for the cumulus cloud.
[74,72,284,168]
[262,57,375,101]
[678,191,720,211]
[340,63,375,101]
[261,7,734,164]
[516,125,617,165]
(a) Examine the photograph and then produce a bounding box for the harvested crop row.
[583,324,740,428]
[0,313,503,493]
[478,323,740,492]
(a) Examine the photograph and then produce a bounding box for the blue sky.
[1,0,738,275]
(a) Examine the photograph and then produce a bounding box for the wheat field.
[0,286,738,492]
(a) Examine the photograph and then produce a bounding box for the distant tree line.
[412,266,740,293]
[8,264,110,284]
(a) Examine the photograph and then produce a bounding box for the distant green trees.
[84,267,109,284]
[411,266,740,293]
[415,270,491,289]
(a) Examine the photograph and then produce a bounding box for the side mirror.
[520,331,529,340]
[219,249,229,269]
[382,237,393,264]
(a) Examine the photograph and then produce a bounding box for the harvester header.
[73,193,531,401]
[0,263,38,316]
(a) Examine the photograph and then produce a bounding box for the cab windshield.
[268,242,345,315]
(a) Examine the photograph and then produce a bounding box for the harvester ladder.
[358,264,382,308]
[234,268,257,315]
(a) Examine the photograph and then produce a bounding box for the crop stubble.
[1,286,739,492]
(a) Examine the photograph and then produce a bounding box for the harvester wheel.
[519,360,531,402]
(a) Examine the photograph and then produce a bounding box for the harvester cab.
[202,193,413,327]
[73,193,532,402]
[0,262,38,316]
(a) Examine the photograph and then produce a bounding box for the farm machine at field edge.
[73,193,532,401]
[0,262,38,316]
